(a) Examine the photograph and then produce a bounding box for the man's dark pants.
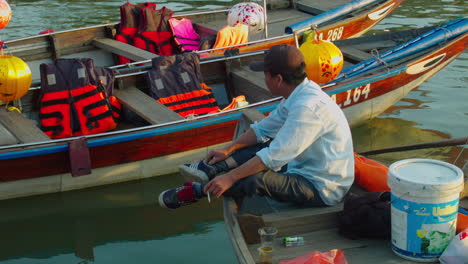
[222,143,326,207]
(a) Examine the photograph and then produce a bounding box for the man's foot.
[158,182,204,209]
[179,161,217,183]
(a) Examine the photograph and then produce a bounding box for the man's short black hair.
[270,62,307,86]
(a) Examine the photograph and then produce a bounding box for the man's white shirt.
[251,78,354,205]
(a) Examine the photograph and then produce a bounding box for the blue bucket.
[388,159,464,262]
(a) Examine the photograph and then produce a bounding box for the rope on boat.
[453,138,468,168]
[370,49,390,72]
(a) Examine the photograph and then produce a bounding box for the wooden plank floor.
[247,228,417,264]
[0,108,49,143]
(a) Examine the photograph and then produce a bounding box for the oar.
[359,137,468,156]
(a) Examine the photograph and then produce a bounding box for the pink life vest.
[169,18,200,52]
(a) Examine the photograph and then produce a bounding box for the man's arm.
[205,128,258,165]
[204,155,267,198]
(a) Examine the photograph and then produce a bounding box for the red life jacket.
[115,2,157,64]
[39,58,120,139]
[146,53,219,117]
[133,6,176,56]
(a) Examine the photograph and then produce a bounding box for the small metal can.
[283,236,304,247]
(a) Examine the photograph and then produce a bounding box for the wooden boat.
[223,109,468,264]
[0,18,466,201]
[5,0,404,75]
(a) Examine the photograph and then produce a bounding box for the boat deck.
[227,194,468,264]
[248,228,414,263]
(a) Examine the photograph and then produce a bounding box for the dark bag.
[338,191,391,240]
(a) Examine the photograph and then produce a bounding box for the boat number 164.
[331,84,371,107]
[318,27,344,41]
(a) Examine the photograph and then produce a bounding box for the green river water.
[0,0,466,263]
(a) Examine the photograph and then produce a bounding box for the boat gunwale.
[0,98,280,155]
[1,25,465,155]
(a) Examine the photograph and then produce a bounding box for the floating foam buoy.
[0,55,32,102]
[0,0,12,30]
[299,31,343,84]
[227,2,265,35]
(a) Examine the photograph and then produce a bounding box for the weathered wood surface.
[114,87,183,124]
[263,203,343,237]
[234,195,423,264]
[92,38,159,61]
[0,108,49,143]
[340,46,373,62]
[246,227,417,264]
[230,68,274,102]
[0,120,17,146]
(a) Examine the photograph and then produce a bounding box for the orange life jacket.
[133,6,175,56]
[39,58,120,139]
[211,24,249,52]
[146,53,219,117]
[115,2,157,64]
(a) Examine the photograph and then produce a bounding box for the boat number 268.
[331,84,371,107]
[318,27,344,41]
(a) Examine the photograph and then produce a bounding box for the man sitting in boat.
[158,44,354,209]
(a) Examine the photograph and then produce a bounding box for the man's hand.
[205,148,231,165]
[204,174,236,198]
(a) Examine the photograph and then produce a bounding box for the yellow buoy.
[0,55,32,102]
[299,31,343,84]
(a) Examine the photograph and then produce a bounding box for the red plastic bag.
[279,249,348,264]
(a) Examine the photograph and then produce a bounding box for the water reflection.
[352,117,467,168]
[0,174,229,263]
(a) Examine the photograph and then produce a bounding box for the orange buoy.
[354,153,390,192]
[457,211,468,233]
[299,31,343,84]
[0,0,12,30]
[0,55,32,102]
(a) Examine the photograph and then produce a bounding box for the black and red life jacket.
[146,53,219,117]
[115,2,157,64]
[39,58,121,139]
[133,6,176,56]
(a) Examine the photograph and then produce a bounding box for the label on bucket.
[391,193,458,260]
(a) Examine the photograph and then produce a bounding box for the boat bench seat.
[340,46,374,62]
[0,108,50,144]
[114,86,184,124]
[235,195,344,244]
[230,68,275,102]
[0,121,17,146]
[92,38,159,61]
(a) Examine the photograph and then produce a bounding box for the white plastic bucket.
[388,158,464,262]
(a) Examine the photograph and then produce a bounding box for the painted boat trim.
[368,3,395,20]
[406,53,446,75]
